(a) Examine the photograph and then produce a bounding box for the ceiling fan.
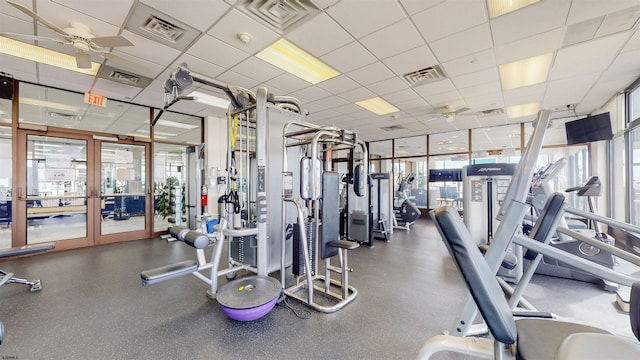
[424,105,479,122]
[3,1,140,71]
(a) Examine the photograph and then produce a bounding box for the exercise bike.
[393,173,421,230]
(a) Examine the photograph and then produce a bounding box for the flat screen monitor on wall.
[564,112,613,145]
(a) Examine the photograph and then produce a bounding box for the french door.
[15,129,151,250]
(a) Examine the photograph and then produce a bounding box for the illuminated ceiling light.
[256,38,339,84]
[20,97,80,112]
[147,119,198,129]
[355,97,400,115]
[506,102,539,118]
[487,0,540,18]
[0,36,100,76]
[189,91,230,109]
[136,129,176,137]
[499,53,552,90]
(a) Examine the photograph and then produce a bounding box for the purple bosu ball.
[217,276,281,321]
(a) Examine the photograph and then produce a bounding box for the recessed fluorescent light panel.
[0,36,100,75]
[506,102,539,118]
[356,97,400,115]
[499,53,552,90]
[487,0,540,18]
[150,119,199,129]
[256,38,339,84]
[189,91,230,109]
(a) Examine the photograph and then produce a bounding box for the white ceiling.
[1,0,640,143]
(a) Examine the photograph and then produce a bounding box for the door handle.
[17,187,23,200]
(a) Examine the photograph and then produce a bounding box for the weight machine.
[142,64,313,319]
[281,121,368,312]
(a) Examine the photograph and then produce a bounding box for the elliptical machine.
[393,173,421,230]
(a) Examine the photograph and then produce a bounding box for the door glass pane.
[26,135,87,243]
[101,142,146,235]
[394,157,427,208]
[153,143,187,232]
[428,154,468,210]
[0,126,12,249]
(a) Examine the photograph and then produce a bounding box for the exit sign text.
[84,93,107,107]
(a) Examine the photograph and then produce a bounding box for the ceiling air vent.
[141,15,185,43]
[381,125,405,131]
[49,112,79,121]
[403,65,447,87]
[109,71,140,85]
[125,2,201,51]
[97,65,153,89]
[478,108,504,117]
[235,0,323,34]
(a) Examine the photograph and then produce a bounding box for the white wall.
[204,115,227,217]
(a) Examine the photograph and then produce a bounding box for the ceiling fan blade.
[7,1,69,37]
[0,32,67,44]
[75,52,92,69]
[101,52,146,74]
[92,35,134,48]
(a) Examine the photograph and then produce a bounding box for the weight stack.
[292,221,316,276]
[230,235,258,267]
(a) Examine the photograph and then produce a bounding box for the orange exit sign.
[84,93,107,107]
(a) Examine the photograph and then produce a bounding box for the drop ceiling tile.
[333,103,364,115]
[346,62,396,86]
[326,0,406,38]
[366,77,410,96]
[321,41,377,73]
[423,90,465,109]
[265,73,311,94]
[412,0,486,42]
[339,87,376,102]
[567,0,640,25]
[313,95,350,109]
[109,49,167,78]
[316,75,361,94]
[0,12,35,35]
[542,74,600,109]
[458,82,502,101]
[306,108,341,123]
[399,0,445,15]
[548,32,630,81]
[49,0,132,27]
[28,0,124,37]
[207,9,280,55]
[465,95,504,111]
[170,54,226,80]
[451,67,500,89]
[118,30,182,66]
[229,56,284,83]
[413,79,455,98]
[93,79,144,102]
[441,49,496,78]
[494,28,563,65]
[37,65,95,90]
[141,0,229,31]
[622,29,640,52]
[360,19,424,60]
[382,46,438,76]
[188,34,250,70]
[392,97,431,112]
[490,0,571,45]
[216,70,260,90]
[605,49,640,78]
[503,83,547,107]
[383,88,421,104]
[578,76,633,114]
[292,85,332,102]
[430,24,492,63]
[287,13,353,57]
[0,55,37,81]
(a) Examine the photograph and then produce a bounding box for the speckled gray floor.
[0,218,635,359]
